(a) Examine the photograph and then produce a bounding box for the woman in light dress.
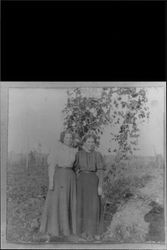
[39,130,78,241]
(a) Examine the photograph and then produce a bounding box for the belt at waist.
[57,166,73,170]
[80,170,96,173]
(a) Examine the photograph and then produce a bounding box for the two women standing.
[39,130,105,242]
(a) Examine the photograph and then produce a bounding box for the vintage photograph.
[1,82,166,248]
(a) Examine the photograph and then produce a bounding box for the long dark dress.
[74,149,105,236]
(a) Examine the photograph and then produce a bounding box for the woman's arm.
[48,163,55,190]
[96,152,105,195]
[97,170,104,187]
[47,153,56,190]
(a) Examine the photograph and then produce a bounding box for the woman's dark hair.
[82,133,98,144]
[59,130,74,143]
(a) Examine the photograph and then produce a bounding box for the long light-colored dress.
[39,142,77,236]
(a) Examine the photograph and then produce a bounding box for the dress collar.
[82,145,94,153]
[62,142,72,149]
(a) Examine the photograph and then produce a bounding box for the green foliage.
[63,87,150,158]
[103,175,152,206]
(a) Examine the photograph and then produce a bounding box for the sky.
[8,85,165,157]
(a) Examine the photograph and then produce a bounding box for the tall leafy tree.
[63,87,150,158]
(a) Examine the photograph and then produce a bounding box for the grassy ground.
[7,163,48,243]
[6,156,165,243]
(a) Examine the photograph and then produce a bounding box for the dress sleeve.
[96,151,105,170]
[47,152,57,184]
[96,152,105,186]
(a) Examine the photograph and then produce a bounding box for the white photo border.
[1,81,166,249]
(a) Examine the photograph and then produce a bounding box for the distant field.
[6,154,165,243]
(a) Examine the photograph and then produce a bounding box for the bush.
[103,199,151,243]
[102,155,164,243]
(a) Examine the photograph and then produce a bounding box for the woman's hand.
[98,185,103,196]
[76,169,80,177]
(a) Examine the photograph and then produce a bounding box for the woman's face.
[85,137,95,151]
[63,133,72,146]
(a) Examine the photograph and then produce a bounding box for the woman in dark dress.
[74,134,105,241]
